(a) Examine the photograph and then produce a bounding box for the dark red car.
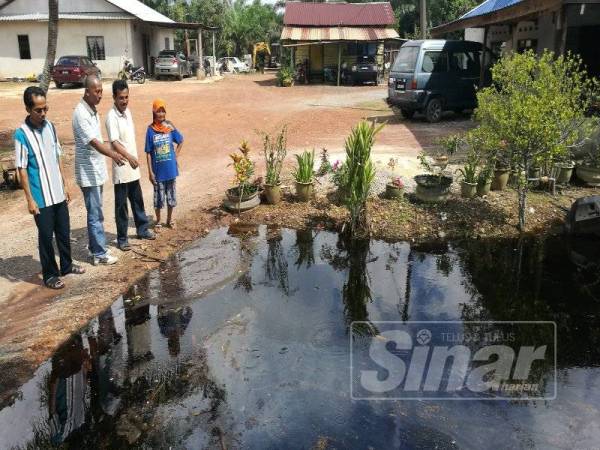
[52,55,101,88]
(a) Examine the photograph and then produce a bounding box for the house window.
[164,37,170,50]
[517,39,537,53]
[86,36,105,60]
[18,35,31,60]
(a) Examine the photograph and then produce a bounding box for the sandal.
[166,221,175,229]
[64,264,86,275]
[45,277,65,290]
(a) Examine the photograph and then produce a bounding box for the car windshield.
[159,51,176,57]
[392,46,419,72]
[56,57,79,66]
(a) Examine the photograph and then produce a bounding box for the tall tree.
[39,0,58,93]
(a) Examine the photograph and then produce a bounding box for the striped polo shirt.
[14,118,65,209]
[72,99,107,187]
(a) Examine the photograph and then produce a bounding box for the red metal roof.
[281,26,399,41]
[283,2,395,27]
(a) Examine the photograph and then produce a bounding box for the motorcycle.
[118,59,146,84]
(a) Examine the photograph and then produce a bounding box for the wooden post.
[212,31,217,76]
[557,5,568,55]
[197,28,204,79]
[479,25,489,89]
[184,29,190,59]
[420,0,427,38]
[337,42,341,86]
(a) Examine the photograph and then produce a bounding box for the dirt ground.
[0,73,475,402]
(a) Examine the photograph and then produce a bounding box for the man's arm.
[18,168,40,215]
[58,157,71,203]
[89,138,126,165]
[112,140,138,169]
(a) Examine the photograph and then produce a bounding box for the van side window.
[450,51,481,77]
[421,51,448,73]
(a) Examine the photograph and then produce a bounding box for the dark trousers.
[34,201,72,283]
[114,179,149,245]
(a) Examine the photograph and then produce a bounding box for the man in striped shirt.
[15,87,85,289]
[72,76,126,265]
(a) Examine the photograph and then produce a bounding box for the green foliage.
[317,148,332,176]
[437,133,463,157]
[141,0,281,57]
[456,147,480,184]
[292,149,315,183]
[343,121,383,236]
[474,50,598,230]
[332,160,349,190]
[262,125,287,185]
[277,66,294,86]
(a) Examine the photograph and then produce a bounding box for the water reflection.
[1,228,599,449]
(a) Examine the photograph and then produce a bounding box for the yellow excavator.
[252,42,271,73]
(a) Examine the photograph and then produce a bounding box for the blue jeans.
[81,185,108,258]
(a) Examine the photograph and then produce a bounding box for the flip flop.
[166,221,176,229]
[45,277,65,290]
[63,264,86,275]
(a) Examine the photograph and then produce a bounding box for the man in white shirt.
[105,80,155,251]
[72,75,126,265]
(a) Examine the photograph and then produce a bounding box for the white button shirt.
[72,99,107,188]
[105,105,141,184]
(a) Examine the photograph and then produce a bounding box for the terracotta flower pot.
[386,183,404,199]
[477,180,492,196]
[556,164,574,184]
[491,168,510,191]
[295,181,314,202]
[264,184,282,204]
[461,181,477,198]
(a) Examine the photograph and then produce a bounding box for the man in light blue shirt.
[72,75,126,265]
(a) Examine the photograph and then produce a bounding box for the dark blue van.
[387,40,489,123]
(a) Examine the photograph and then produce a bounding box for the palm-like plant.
[292,149,315,183]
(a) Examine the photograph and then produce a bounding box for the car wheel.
[401,109,415,120]
[425,98,443,123]
[177,70,183,81]
[55,81,63,89]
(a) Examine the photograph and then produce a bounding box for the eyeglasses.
[32,106,49,114]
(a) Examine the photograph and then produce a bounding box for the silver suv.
[155,50,192,80]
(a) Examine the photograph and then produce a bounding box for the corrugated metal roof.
[104,0,174,24]
[460,0,523,20]
[283,2,395,26]
[0,12,132,21]
[281,26,399,41]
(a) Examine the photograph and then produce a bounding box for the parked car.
[217,57,250,73]
[155,50,192,80]
[52,55,101,88]
[387,40,493,123]
[341,55,379,85]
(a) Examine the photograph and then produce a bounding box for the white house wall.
[0,20,132,78]
[1,0,123,14]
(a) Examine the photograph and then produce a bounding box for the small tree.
[343,121,383,236]
[475,50,597,230]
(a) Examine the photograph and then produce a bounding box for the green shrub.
[262,125,287,186]
[292,149,315,183]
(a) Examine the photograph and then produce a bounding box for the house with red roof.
[281,2,401,85]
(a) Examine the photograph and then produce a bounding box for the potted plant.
[293,149,315,201]
[491,142,510,191]
[277,66,294,87]
[415,152,453,203]
[575,134,600,186]
[386,158,404,199]
[262,126,287,204]
[456,149,479,198]
[226,141,259,212]
[477,164,493,196]
[434,134,461,168]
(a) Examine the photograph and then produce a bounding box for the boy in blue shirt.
[144,99,183,229]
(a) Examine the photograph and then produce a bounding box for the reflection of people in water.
[88,308,123,419]
[48,334,91,445]
[157,305,193,356]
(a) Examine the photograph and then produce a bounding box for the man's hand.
[65,189,72,204]
[112,151,127,166]
[149,172,156,186]
[127,155,139,169]
[27,199,40,215]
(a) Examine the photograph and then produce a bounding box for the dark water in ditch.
[1,225,600,450]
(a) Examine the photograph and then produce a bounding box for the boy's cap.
[152,98,167,112]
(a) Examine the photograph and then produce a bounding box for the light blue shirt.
[72,99,107,187]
